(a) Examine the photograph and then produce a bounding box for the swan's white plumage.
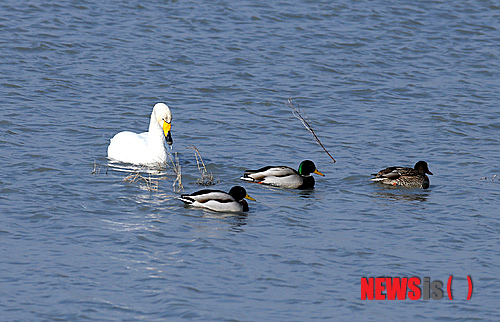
[108,103,172,165]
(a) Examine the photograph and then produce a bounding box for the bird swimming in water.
[108,103,173,165]
[371,161,433,189]
[240,160,324,189]
[179,186,256,212]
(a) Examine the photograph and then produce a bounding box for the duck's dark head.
[414,161,433,175]
[228,186,256,202]
[298,160,325,176]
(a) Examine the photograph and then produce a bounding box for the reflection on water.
[105,160,184,195]
[2,0,498,320]
[220,214,248,233]
[372,185,430,202]
[185,210,249,233]
[297,189,316,198]
[107,160,170,176]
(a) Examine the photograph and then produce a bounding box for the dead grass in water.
[188,145,218,186]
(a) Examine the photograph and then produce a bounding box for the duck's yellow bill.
[314,169,325,176]
[163,121,171,137]
[245,194,256,201]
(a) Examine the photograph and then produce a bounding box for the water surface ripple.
[1,0,499,320]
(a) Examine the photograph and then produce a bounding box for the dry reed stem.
[91,160,100,175]
[188,145,218,186]
[101,154,183,192]
[167,152,184,192]
[286,98,336,163]
[123,169,159,192]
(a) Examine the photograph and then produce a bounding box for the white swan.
[107,103,173,165]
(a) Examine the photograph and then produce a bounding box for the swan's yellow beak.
[313,169,325,176]
[163,121,173,145]
[245,194,256,201]
[163,121,171,136]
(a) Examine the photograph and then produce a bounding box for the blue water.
[1,0,499,320]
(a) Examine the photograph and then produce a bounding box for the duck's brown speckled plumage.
[371,161,433,189]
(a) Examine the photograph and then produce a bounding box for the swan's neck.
[147,112,167,161]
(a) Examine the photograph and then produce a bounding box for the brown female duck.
[371,161,433,189]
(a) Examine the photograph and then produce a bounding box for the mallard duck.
[371,161,433,189]
[240,160,324,189]
[108,103,173,165]
[179,186,256,212]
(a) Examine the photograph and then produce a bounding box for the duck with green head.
[240,160,324,189]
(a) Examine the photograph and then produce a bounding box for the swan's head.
[154,103,173,145]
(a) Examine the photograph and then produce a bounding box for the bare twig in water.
[188,145,218,186]
[123,169,159,192]
[91,160,100,175]
[481,175,499,181]
[167,152,184,192]
[286,98,336,163]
